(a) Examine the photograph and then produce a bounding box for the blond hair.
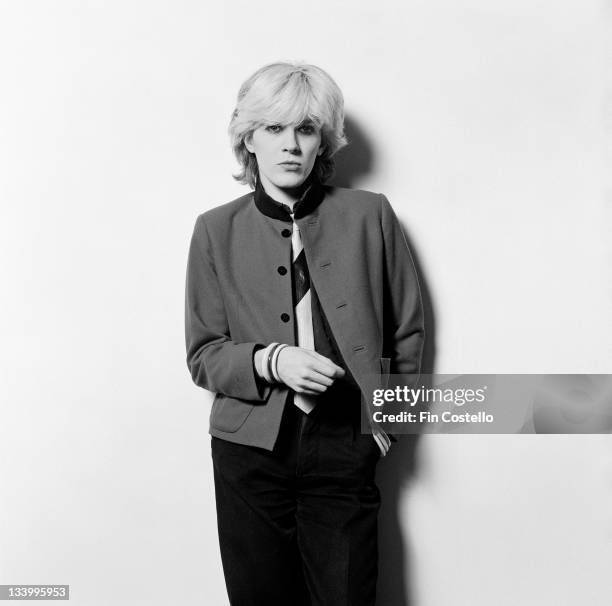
[229,62,347,188]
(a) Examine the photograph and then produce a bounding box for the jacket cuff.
[239,343,271,402]
[251,344,273,401]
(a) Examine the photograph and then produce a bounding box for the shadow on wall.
[333,115,375,188]
[330,113,438,606]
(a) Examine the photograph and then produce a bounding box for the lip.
[278,161,301,166]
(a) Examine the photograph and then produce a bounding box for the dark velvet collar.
[253,175,325,222]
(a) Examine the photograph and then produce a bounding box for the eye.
[297,123,316,135]
[265,124,283,134]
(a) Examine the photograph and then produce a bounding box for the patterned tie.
[291,218,317,414]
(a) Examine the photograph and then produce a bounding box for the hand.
[276,346,345,395]
[373,428,391,457]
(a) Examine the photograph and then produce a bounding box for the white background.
[1,1,611,604]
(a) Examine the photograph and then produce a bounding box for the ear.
[317,143,326,157]
[244,132,255,154]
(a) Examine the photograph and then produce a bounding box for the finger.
[306,354,345,378]
[373,434,387,457]
[295,387,322,396]
[374,428,391,450]
[297,379,328,394]
[305,369,334,388]
[305,350,343,370]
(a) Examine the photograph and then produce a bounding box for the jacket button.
[280,313,290,323]
[281,228,291,238]
[277,266,287,275]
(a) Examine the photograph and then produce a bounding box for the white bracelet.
[271,344,288,382]
[259,343,278,383]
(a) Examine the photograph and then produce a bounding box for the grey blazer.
[185,186,425,450]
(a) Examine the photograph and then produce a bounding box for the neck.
[258,174,310,208]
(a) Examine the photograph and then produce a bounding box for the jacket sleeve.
[184,214,271,402]
[379,194,425,377]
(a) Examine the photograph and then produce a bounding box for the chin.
[273,174,308,189]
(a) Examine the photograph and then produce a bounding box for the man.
[185,62,424,606]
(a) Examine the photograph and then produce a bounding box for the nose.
[281,127,300,153]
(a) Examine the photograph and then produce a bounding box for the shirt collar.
[253,174,325,222]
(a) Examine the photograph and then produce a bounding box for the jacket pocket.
[210,393,255,433]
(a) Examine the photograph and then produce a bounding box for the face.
[244,121,325,202]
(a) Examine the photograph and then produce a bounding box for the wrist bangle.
[271,344,288,382]
[260,343,278,383]
[266,344,281,383]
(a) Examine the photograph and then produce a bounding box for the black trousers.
[211,395,381,606]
